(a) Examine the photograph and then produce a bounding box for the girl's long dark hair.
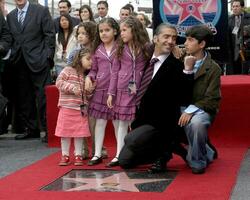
[58,14,74,46]
[75,21,97,53]
[116,16,150,60]
[79,5,95,22]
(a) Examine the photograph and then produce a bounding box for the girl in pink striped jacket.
[55,48,92,166]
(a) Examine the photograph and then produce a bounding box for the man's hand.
[178,112,193,127]
[0,44,5,56]
[184,55,196,71]
[173,46,185,59]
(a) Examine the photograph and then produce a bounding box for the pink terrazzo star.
[63,172,169,192]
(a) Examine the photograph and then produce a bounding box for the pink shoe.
[59,155,70,166]
[74,155,83,166]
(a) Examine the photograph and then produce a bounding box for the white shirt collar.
[17,1,29,12]
[152,53,169,64]
[151,53,170,78]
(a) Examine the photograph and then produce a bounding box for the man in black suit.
[54,0,80,33]
[228,0,250,74]
[118,23,195,171]
[6,0,55,140]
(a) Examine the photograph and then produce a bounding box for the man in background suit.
[95,1,109,23]
[118,23,195,171]
[228,0,250,74]
[54,0,80,33]
[6,0,55,140]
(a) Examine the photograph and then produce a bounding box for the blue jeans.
[55,65,64,77]
[184,112,215,169]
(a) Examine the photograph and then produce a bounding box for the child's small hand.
[85,77,93,91]
[107,95,113,108]
[73,87,81,96]
[89,81,96,93]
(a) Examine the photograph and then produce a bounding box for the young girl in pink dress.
[85,17,120,167]
[55,48,92,166]
[106,16,150,166]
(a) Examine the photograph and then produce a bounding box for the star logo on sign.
[174,0,205,24]
[63,172,168,192]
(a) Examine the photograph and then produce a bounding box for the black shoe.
[87,156,102,166]
[191,167,206,174]
[15,132,40,140]
[15,129,40,140]
[41,134,48,143]
[148,158,167,173]
[106,158,119,168]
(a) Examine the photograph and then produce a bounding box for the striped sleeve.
[56,67,79,94]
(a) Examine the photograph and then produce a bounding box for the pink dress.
[55,107,90,137]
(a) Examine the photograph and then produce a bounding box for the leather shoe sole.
[106,160,119,168]
[87,156,102,166]
[191,167,205,174]
[148,163,167,173]
[41,134,48,143]
[15,133,40,140]
[148,167,167,173]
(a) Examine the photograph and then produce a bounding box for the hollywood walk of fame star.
[62,172,169,192]
[174,0,206,24]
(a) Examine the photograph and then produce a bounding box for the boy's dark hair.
[97,1,109,8]
[185,25,213,48]
[231,0,244,7]
[121,5,132,14]
[124,3,134,12]
[58,0,72,9]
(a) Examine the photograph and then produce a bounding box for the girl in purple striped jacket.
[106,16,150,167]
[85,17,120,167]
